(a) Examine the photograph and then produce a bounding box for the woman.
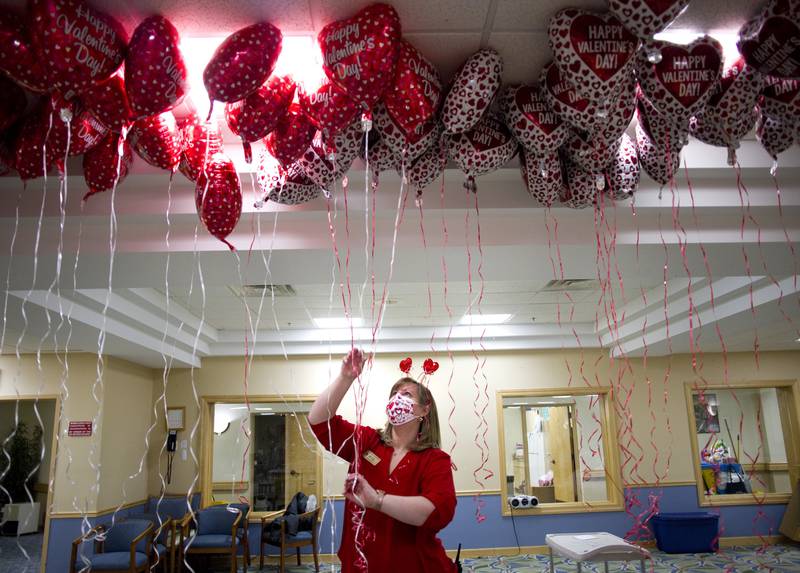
[308,349,457,573]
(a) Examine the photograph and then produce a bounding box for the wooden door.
[284,413,318,506]
[545,406,577,502]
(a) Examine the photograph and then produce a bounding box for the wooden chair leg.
[313,543,319,572]
[296,546,301,565]
[259,540,264,570]
[230,549,237,573]
[279,547,285,573]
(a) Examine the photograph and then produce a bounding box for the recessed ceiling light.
[312,317,364,328]
[459,313,512,325]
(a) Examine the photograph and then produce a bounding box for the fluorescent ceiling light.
[459,313,512,325]
[312,317,364,328]
[230,406,249,410]
[255,407,273,411]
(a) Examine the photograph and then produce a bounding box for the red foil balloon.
[44,94,108,169]
[225,75,296,163]
[257,154,320,206]
[300,80,360,139]
[0,74,27,131]
[125,15,187,119]
[195,152,242,250]
[373,103,439,161]
[203,22,282,108]
[264,103,316,169]
[761,76,800,123]
[15,109,52,181]
[81,73,133,132]
[502,83,569,156]
[548,9,639,104]
[383,40,443,139]
[179,121,223,182]
[82,132,133,201]
[0,12,49,93]
[318,3,401,110]
[607,0,691,39]
[445,114,517,191]
[636,36,724,124]
[442,48,503,134]
[128,112,181,171]
[29,0,128,94]
[520,148,564,207]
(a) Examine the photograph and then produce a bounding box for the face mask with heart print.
[386,393,418,426]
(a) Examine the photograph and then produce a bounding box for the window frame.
[495,386,623,516]
[200,394,323,520]
[683,379,800,507]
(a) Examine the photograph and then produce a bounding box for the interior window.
[498,388,622,515]
[208,401,320,514]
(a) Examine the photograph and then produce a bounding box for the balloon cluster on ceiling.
[0,0,798,247]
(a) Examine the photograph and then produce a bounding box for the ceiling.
[0,0,798,368]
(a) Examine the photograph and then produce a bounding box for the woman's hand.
[344,473,380,510]
[340,348,368,381]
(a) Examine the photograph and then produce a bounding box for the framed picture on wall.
[692,393,720,433]
[166,406,185,431]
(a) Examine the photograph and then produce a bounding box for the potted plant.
[0,421,43,535]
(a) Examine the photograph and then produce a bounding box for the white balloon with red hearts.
[547,9,639,105]
[636,36,724,124]
[606,133,640,201]
[257,151,321,206]
[298,141,338,192]
[541,61,612,134]
[635,122,682,186]
[501,84,569,156]
[373,102,439,162]
[560,158,602,209]
[445,114,518,187]
[405,140,445,195]
[760,76,800,124]
[756,109,795,160]
[738,0,800,80]
[519,148,564,207]
[565,130,619,173]
[362,130,401,179]
[635,87,689,150]
[442,48,504,134]
[607,0,691,40]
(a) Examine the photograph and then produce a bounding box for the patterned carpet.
[0,533,42,573]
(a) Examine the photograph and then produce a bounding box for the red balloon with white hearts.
[264,103,316,169]
[300,80,360,139]
[195,152,242,250]
[636,36,724,126]
[29,0,128,94]
[179,121,224,182]
[203,22,283,108]
[82,132,133,201]
[0,11,49,93]
[373,103,439,161]
[383,39,443,139]
[126,15,187,119]
[501,84,569,156]
[128,112,182,171]
[257,152,320,206]
[47,94,109,167]
[520,148,564,207]
[607,0,691,40]
[0,74,27,132]
[547,9,639,106]
[14,107,52,181]
[318,3,402,110]
[442,48,504,134]
[445,114,517,191]
[81,73,133,133]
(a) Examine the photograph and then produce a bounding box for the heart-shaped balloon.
[383,39,443,139]
[47,94,108,167]
[204,22,282,109]
[565,130,619,172]
[0,130,16,176]
[0,74,27,131]
[195,152,242,250]
[635,87,688,149]
[442,48,503,134]
[422,358,439,375]
[445,114,517,191]
[405,136,445,195]
[128,112,181,171]
[587,75,636,145]
[690,106,757,150]
[14,108,52,181]
[30,0,128,94]
[362,130,401,180]
[541,62,606,133]
[225,75,296,163]
[298,141,338,192]
[320,116,364,173]
[82,132,133,201]
[264,103,316,169]
[637,36,724,122]
[520,148,564,207]
[634,122,682,186]
[0,12,49,93]
[179,120,224,182]
[756,109,795,160]
[258,152,321,206]
[125,15,187,119]
[607,0,691,39]
[81,73,133,132]
[548,9,639,104]
[761,76,800,123]
[606,133,639,201]
[373,103,439,161]
[739,11,800,79]
[501,84,569,156]
[318,3,401,110]
[299,80,360,139]
[561,158,602,209]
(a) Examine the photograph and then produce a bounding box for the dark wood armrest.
[230,510,242,538]
[129,523,154,566]
[154,517,173,543]
[69,526,103,573]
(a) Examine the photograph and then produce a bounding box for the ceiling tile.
[309,0,489,33]
[488,33,551,85]
[492,0,606,33]
[670,0,764,34]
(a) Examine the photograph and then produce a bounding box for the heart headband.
[399,356,439,379]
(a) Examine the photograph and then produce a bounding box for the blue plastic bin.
[650,512,719,553]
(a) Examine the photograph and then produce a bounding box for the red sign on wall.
[68,421,92,437]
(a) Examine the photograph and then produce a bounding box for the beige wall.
[0,354,154,514]
[152,349,800,497]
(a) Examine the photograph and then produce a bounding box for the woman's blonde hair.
[379,377,441,451]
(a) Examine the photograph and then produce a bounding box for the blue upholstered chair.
[178,506,243,573]
[69,519,154,573]
[260,496,320,573]
[207,502,251,567]
[127,497,192,573]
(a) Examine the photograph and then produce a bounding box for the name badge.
[363,450,381,466]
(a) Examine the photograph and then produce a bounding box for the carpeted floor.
[0,532,43,573]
